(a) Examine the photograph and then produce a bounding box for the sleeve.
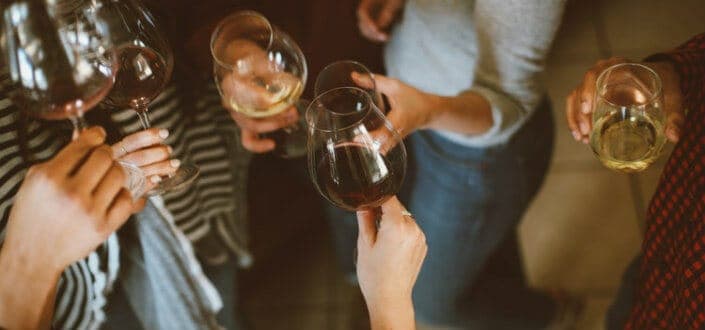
[646,33,705,109]
[468,0,566,139]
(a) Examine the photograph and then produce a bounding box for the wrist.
[367,295,415,329]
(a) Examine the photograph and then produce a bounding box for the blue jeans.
[327,98,555,328]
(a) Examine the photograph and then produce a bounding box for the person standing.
[566,33,705,329]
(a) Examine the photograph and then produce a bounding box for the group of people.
[0,0,703,329]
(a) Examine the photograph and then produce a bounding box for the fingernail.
[158,129,169,139]
[150,175,162,184]
[579,122,590,134]
[581,104,591,114]
[167,146,173,154]
[571,131,581,141]
[170,159,181,168]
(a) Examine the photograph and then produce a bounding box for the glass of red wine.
[210,11,309,158]
[314,60,385,113]
[1,0,147,198]
[306,87,406,211]
[97,0,199,195]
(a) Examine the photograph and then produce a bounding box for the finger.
[351,72,375,90]
[119,145,172,167]
[376,2,400,30]
[139,159,180,177]
[92,164,126,215]
[131,198,147,214]
[50,126,107,176]
[357,209,378,246]
[665,110,684,143]
[73,145,115,193]
[565,90,582,141]
[231,107,298,133]
[356,1,387,42]
[113,128,169,158]
[579,70,598,116]
[380,196,406,226]
[241,130,275,153]
[105,189,134,234]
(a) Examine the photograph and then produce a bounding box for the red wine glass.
[97,0,199,195]
[1,0,147,198]
[306,87,406,211]
[314,60,385,112]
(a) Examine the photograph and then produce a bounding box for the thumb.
[357,208,378,246]
[371,74,398,96]
[665,109,685,143]
[376,2,400,29]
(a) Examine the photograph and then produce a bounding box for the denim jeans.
[327,98,556,329]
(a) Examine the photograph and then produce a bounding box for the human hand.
[566,57,684,143]
[2,127,136,273]
[112,128,178,193]
[218,39,302,153]
[357,0,405,42]
[354,72,440,138]
[356,197,427,329]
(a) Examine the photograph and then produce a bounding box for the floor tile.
[247,308,328,330]
[519,168,643,294]
[598,0,705,56]
[549,0,605,61]
[575,296,614,330]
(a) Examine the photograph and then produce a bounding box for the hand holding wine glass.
[211,11,308,158]
[566,57,685,144]
[356,196,426,330]
[112,128,179,191]
[97,0,199,194]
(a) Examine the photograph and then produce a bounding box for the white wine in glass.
[590,63,666,173]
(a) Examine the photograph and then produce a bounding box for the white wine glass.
[97,0,199,194]
[210,11,308,158]
[590,63,665,172]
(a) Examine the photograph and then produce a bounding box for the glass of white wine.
[590,63,666,173]
[210,11,308,158]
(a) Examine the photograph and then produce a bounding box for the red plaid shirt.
[626,33,705,329]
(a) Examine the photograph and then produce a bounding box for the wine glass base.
[147,163,200,196]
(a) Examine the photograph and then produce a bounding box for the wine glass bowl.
[210,11,307,118]
[590,63,665,173]
[1,0,117,127]
[314,60,385,112]
[307,87,406,211]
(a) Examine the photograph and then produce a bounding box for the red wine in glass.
[315,143,403,210]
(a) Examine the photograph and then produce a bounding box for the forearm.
[426,91,494,135]
[0,246,61,329]
[368,298,416,330]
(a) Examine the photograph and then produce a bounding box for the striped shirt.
[0,69,251,329]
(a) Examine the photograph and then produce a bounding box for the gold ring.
[401,209,413,218]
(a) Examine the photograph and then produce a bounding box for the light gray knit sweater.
[385,0,566,147]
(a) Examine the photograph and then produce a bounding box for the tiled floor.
[241,0,705,329]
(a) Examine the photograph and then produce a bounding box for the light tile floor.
[242,0,705,329]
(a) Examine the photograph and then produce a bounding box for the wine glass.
[314,60,385,112]
[97,0,199,194]
[590,63,666,172]
[1,0,147,198]
[306,87,406,211]
[210,11,308,158]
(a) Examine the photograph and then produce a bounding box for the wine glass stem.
[134,107,151,129]
[69,114,89,140]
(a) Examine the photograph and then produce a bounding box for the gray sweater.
[385,0,566,147]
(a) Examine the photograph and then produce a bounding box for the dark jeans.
[327,99,556,329]
[606,256,640,330]
[103,258,241,329]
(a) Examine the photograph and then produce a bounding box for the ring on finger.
[401,209,415,221]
